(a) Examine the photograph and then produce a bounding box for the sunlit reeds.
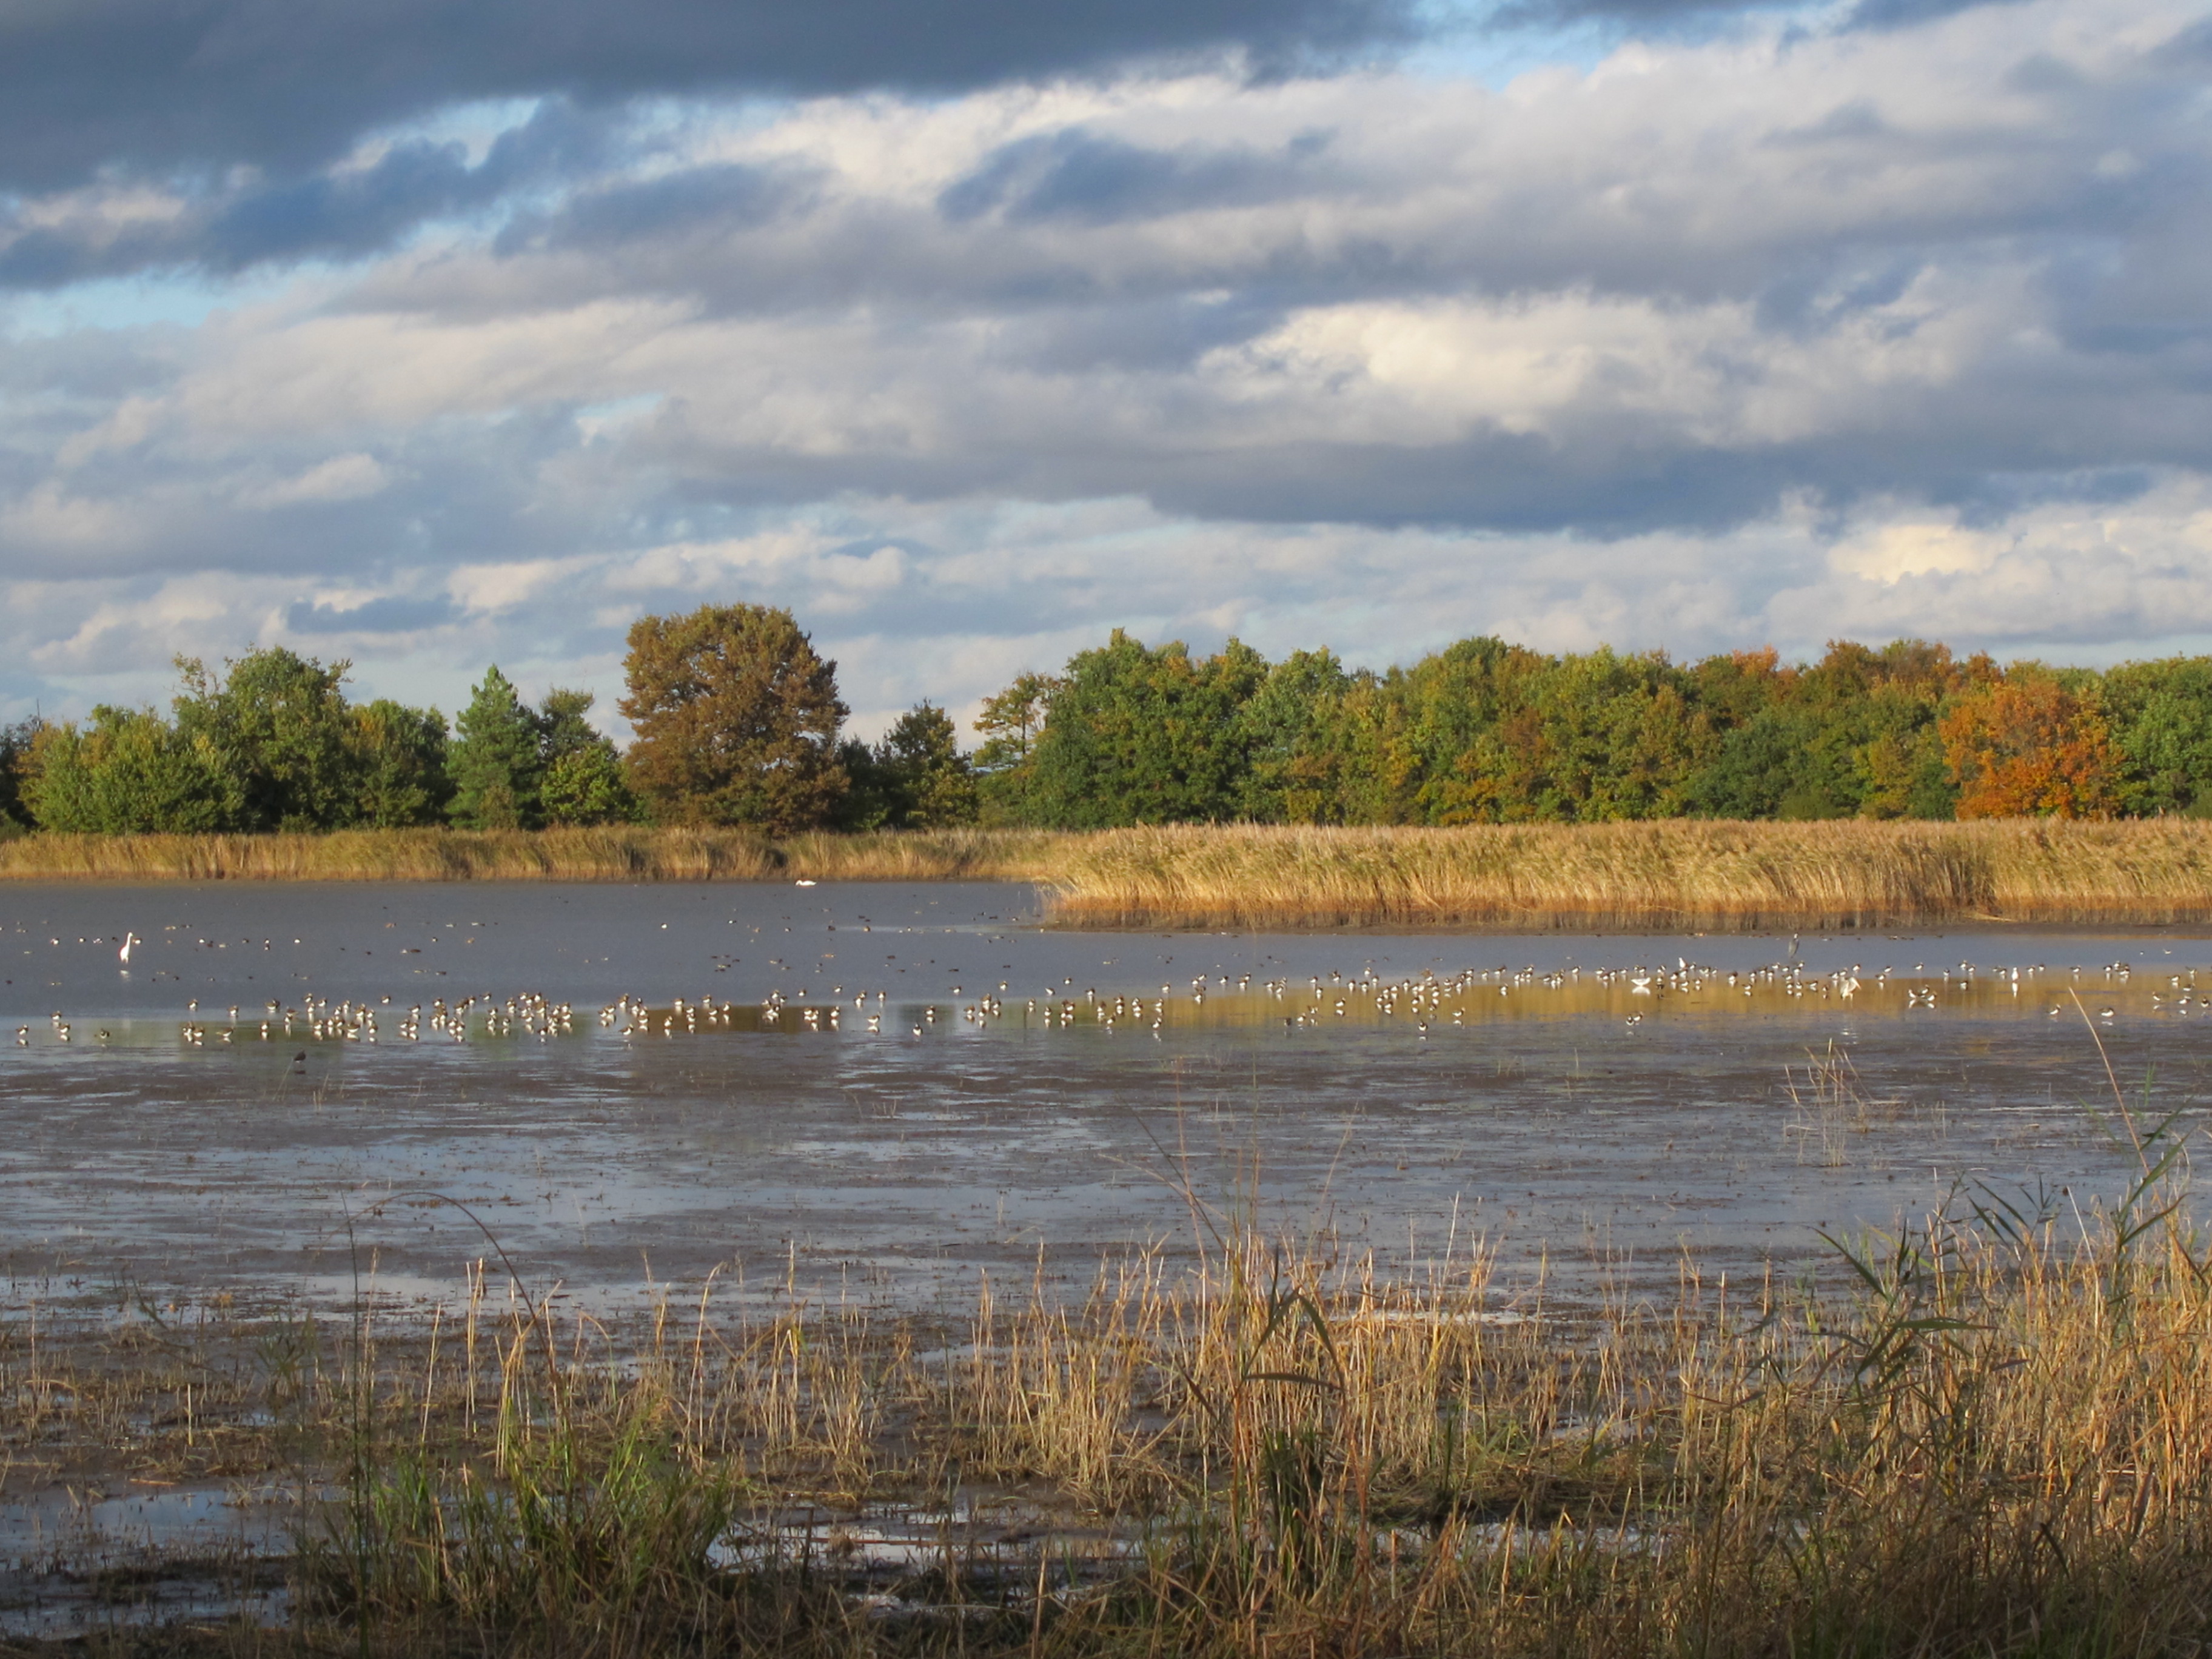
[1046,818,2212,930]
[10,819,2212,932]
[11,1145,2212,1655]
[0,825,1064,884]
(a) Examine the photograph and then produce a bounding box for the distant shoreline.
[6,820,2212,934]
[0,825,1064,887]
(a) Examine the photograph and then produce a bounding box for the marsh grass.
[8,1037,2212,1657]
[0,826,1064,885]
[15,818,2212,933]
[312,1186,2212,1655]
[1047,817,2212,930]
[15,1160,2212,1655]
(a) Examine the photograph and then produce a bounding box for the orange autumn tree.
[1937,665,2122,818]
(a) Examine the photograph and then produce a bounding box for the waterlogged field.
[4,880,2211,1652]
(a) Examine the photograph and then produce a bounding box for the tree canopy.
[21,617,2212,837]
[447,666,544,830]
[971,632,2205,827]
[618,604,849,833]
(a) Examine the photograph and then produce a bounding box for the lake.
[2,880,2205,1321]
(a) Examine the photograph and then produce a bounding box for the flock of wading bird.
[5,953,2192,1052]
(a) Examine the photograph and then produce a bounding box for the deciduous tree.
[859,703,977,828]
[972,672,1059,826]
[173,648,361,831]
[1027,632,1267,827]
[618,605,848,832]
[22,708,242,833]
[0,718,40,832]
[354,701,451,828]
[536,688,640,826]
[2103,657,2212,815]
[1939,667,2121,819]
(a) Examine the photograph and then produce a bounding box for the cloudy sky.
[2,0,2208,736]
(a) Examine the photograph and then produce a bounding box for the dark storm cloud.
[492,160,820,260]
[1843,0,2032,30]
[0,100,615,288]
[0,0,1415,194]
[1487,0,2028,29]
[938,128,1334,225]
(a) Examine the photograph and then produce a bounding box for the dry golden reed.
[1045,817,2212,931]
[0,825,1065,884]
[9,818,2212,933]
[25,1180,2212,1658]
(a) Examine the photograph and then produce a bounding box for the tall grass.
[0,825,1065,884]
[1047,818,2212,930]
[9,819,2212,929]
[11,1104,2179,1658]
[258,1190,2212,1656]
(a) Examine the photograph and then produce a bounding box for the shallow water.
[2,880,2208,1319]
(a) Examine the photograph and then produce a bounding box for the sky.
[2,0,2208,739]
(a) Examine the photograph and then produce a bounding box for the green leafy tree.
[1691,705,1823,818]
[1027,632,1268,826]
[448,666,543,830]
[22,708,243,832]
[972,672,1060,826]
[535,689,600,765]
[1684,639,1960,821]
[1387,638,1552,823]
[834,738,894,830]
[0,718,40,832]
[535,688,640,826]
[618,605,848,832]
[541,746,640,826]
[172,648,362,830]
[354,701,451,828]
[1329,669,1415,825]
[2103,657,2212,816]
[1237,649,1352,823]
[1495,649,1709,822]
[868,703,978,828]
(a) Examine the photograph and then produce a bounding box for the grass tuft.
[14,1156,2212,1655]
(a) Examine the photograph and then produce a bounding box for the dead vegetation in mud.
[6,1109,2212,1659]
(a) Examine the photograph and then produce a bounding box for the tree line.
[979,631,2212,825]
[0,606,973,837]
[3,605,2209,835]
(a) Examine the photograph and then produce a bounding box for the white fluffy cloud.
[2,0,2208,731]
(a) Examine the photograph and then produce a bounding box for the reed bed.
[1047,818,2212,930]
[11,1160,2212,1657]
[9,819,2212,931]
[0,826,1066,884]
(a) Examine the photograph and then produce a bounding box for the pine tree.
[447,666,542,829]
